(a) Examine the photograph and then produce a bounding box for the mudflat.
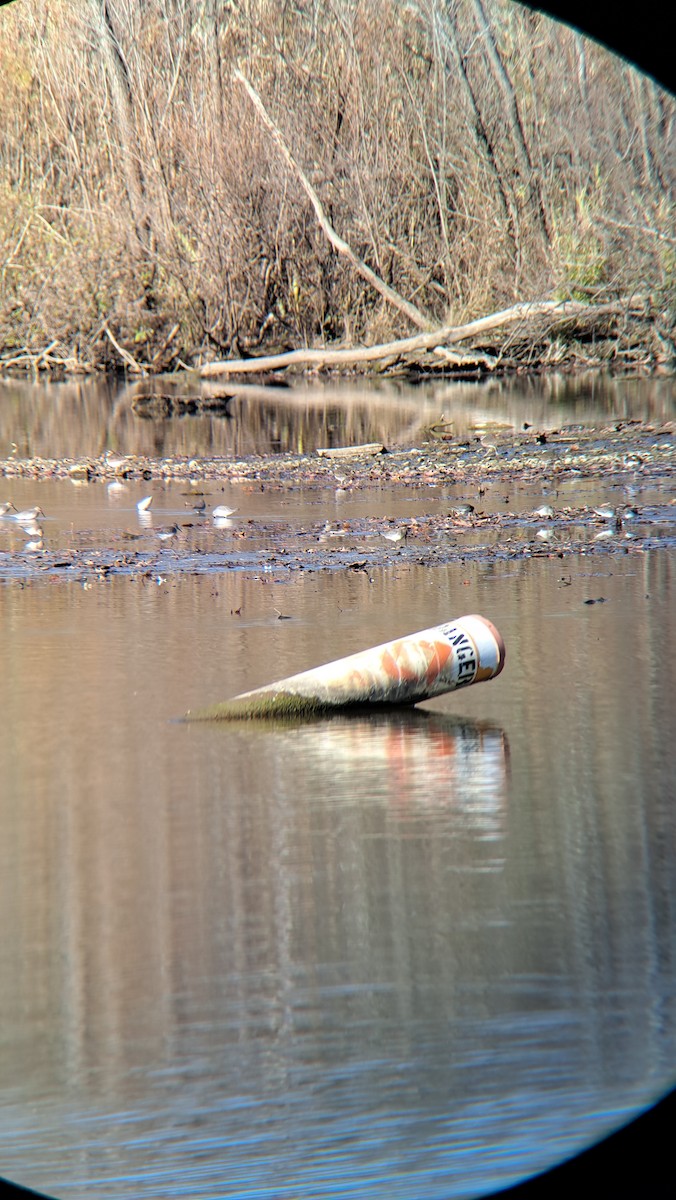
[0,416,673,584]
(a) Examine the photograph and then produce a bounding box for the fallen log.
[199,299,624,377]
[131,392,233,418]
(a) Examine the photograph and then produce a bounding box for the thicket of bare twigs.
[0,0,674,374]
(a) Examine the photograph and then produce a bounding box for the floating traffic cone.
[186,614,505,720]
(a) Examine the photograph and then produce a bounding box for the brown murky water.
[0,376,674,1198]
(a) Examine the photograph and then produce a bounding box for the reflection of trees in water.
[0,374,673,461]
[0,378,432,459]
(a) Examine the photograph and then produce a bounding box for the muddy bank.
[2,413,673,487]
[0,417,673,584]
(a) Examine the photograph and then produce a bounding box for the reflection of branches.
[99,380,143,455]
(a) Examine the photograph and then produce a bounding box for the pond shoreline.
[0,328,670,381]
[1,413,673,484]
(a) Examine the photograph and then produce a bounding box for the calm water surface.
[0,376,674,1199]
[0,371,674,461]
[0,558,674,1198]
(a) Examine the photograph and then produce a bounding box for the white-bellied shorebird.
[105,451,129,475]
[157,523,181,542]
[382,526,408,544]
[13,507,44,523]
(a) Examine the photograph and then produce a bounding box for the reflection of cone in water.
[301,713,510,825]
[187,614,505,720]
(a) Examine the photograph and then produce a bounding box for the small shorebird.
[593,504,615,520]
[334,470,352,491]
[105,451,129,475]
[450,504,474,518]
[190,498,207,514]
[137,495,153,513]
[321,520,347,539]
[534,504,555,518]
[479,433,498,456]
[382,526,408,545]
[623,453,643,470]
[13,507,44,523]
[212,505,238,518]
[157,523,180,542]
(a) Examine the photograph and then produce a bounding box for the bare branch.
[199,299,625,376]
[470,0,550,239]
[234,69,432,331]
[102,324,147,374]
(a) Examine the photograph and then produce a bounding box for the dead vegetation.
[0,0,674,376]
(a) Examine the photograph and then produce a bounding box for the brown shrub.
[0,0,673,369]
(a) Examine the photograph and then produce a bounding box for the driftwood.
[103,324,147,374]
[316,443,385,459]
[199,299,624,378]
[0,341,94,374]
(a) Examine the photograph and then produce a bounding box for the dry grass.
[0,0,674,372]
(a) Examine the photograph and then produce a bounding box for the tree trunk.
[87,0,149,250]
[440,7,520,274]
[469,0,550,242]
